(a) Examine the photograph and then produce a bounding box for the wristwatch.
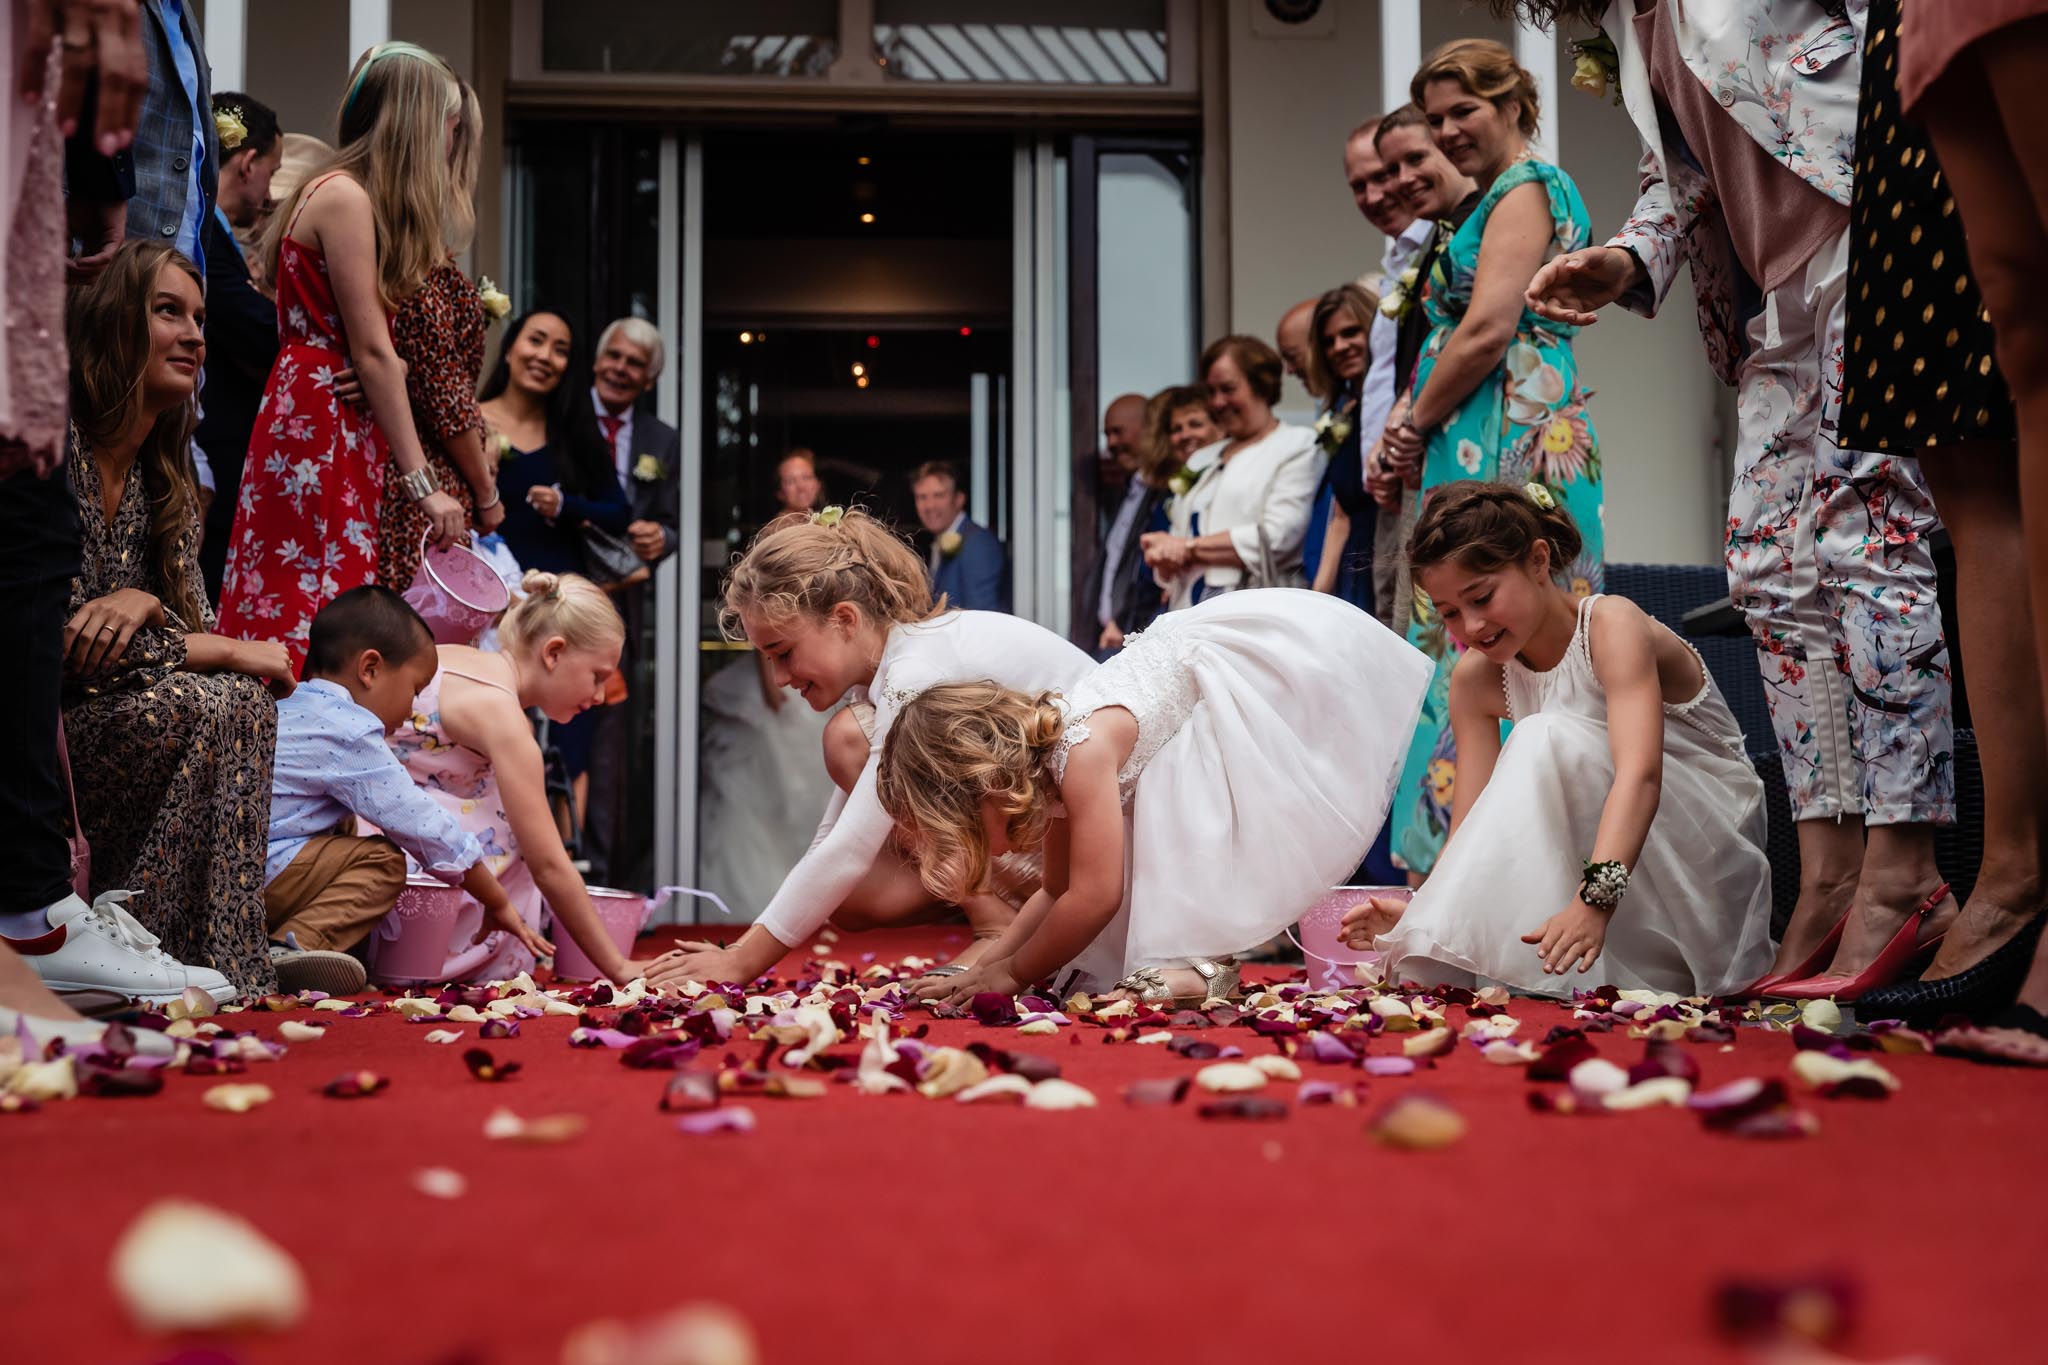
[396,466,440,504]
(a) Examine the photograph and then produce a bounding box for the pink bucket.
[366,876,502,986]
[1289,885,1413,991]
[548,887,652,983]
[403,534,510,646]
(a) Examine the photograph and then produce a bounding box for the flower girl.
[1356,482,1774,997]
[892,589,1432,1006]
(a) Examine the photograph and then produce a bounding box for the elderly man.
[580,316,680,889]
[1088,392,1154,655]
[1275,298,1319,398]
[914,459,1007,613]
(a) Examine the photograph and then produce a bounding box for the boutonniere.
[476,275,511,321]
[491,430,514,464]
[937,530,965,558]
[1166,462,1202,498]
[212,106,247,152]
[1379,264,1422,323]
[632,454,665,483]
[1313,406,1356,457]
[1569,30,1623,107]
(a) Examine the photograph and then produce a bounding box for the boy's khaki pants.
[264,835,407,952]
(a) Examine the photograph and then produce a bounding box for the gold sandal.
[1114,957,1241,1007]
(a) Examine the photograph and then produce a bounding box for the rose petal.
[1123,1077,1190,1106]
[1626,1038,1703,1086]
[1368,1095,1466,1150]
[321,1071,389,1098]
[1296,1080,1358,1106]
[480,1018,521,1040]
[1362,1056,1416,1078]
[276,1021,325,1044]
[111,1200,306,1333]
[1023,1078,1097,1110]
[1602,1076,1694,1110]
[1305,1032,1360,1065]
[1195,1062,1267,1093]
[1198,1096,1290,1120]
[1799,998,1845,1035]
[914,1047,989,1099]
[1566,1057,1630,1100]
[660,1073,721,1113]
[421,1029,464,1045]
[483,1106,587,1143]
[1528,1033,1599,1081]
[462,1048,522,1083]
[1481,1040,1539,1066]
[1790,1051,1900,1099]
[1248,1055,1302,1081]
[202,1082,273,1113]
[969,992,1021,1028]
[676,1106,756,1135]
[955,1074,1034,1104]
[165,986,218,1022]
[413,1167,467,1200]
[1402,1026,1456,1059]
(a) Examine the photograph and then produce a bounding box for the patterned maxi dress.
[1389,158,1605,875]
[377,261,484,590]
[217,177,386,675]
[62,437,280,994]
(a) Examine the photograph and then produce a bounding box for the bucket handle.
[647,885,734,921]
[1284,923,1370,968]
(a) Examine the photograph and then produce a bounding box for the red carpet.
[4,924,2044,1365]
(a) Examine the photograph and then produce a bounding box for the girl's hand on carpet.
[1521,899,1609,975]
[476,900,553,960]
[911,960,1021,1008]
[1339,896,1408,951]
[641,944,740,990]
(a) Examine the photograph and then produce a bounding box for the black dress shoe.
[1857,912,2046,1027]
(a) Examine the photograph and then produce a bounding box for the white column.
[1379,0,1421,114]
[348,0,391,65]
[1009,138,1036,621]
[204,0,246,92]
[1516,22,1560,160]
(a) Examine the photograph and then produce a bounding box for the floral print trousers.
[1726,229,1952,828]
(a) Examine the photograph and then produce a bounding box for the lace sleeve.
[1048,716,1091,785]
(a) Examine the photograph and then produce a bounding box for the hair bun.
[519,569,561,598]
[1024,694,1068,751]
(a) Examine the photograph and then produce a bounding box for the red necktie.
[599,414,623,454]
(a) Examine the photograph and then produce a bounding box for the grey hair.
[596,315,666,381]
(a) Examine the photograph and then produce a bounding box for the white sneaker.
[7,892,238,1005]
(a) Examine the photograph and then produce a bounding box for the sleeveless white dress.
[1049,589,1432,991]
[1377,595,1775,999]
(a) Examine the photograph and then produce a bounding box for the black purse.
[579,522,646,586]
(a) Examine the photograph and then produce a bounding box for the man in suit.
[193,91,281,602]
[1087,393,1154,657]
[914,460,1007,613]
[579,316,679,890]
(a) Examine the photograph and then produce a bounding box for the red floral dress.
[217,184,385,674]
[378,262,485,590]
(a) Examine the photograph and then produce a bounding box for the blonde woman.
[386,571,662,985]
[218,42,469,673]
[892,588,1431,1009]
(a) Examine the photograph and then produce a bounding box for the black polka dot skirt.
[1840,0,2015,453]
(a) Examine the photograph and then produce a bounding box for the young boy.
[264,587,548,993]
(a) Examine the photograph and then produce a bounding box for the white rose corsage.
[937,530,965,558]
[632,454,665,483]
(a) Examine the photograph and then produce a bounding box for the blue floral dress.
[1390,158,1605,874]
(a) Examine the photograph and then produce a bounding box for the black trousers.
[0,462,81,910]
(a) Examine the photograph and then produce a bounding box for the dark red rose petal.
[1197,1096,1289,1121]
[660,1073,721,1112]
[1528,1033,1599,1081]
[323,1070,390,1098]
[1123,1077,1190,1106]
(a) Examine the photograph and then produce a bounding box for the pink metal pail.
[366,877,501,986]
[403,534,511,646]
[548,887,652,983]
[1290,886,1413,991]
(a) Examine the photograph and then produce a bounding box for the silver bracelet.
[1579,859,1629,911]
[475,485,502,511]
[396,466,439,504]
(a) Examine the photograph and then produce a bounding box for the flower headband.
[811,505,845,528]
[1523,482,1556,511]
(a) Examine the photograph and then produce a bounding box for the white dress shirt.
[1360,218,1436,453]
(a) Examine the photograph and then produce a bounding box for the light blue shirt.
[1360,218,1435,453]
[161,0,208,268]
[266,679,482,887]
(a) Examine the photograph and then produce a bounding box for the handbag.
[579,522,646,586]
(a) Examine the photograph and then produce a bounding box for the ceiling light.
[739,331,753,344]
[859,212,875,224]
[855,375,870,388]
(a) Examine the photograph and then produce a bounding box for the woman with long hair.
[217,42,468,673]
[59,241,294,998]
[1381,39,1604,878]
[1303,282,1382,611]
[378,80,501,592]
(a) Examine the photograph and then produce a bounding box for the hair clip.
[812,505,845,528]
[1523,482,1556,511]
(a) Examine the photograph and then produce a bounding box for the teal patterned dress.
[1390,157,1605,874]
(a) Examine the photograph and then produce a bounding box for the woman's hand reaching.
[910,959,1022,1009]
[1521,898,1610,975]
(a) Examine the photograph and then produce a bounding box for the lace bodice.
[1051,616,1204,804]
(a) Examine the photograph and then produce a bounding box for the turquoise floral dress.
[1390,158,1604,874]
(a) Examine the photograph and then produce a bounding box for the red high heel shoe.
[1742,916,1848,998]
[1770,882,1953,1002]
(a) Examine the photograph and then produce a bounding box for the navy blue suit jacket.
[930,519,1009,613]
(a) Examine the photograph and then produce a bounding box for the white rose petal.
[413,1167,467,1200]
[422,1029,465,1045]
[112,1200,307,1333]
[1024,1078,1097,1110]
[276,1021,325,1043]
[955,1075,1034,1104]
[1195,1062,1267,1093]
[1248,1055,1302,1081]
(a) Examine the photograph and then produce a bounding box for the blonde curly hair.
[720,506,938,641]
[876,682,1067,904]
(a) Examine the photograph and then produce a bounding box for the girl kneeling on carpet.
[649,508,1095,990]
[1353,482,1774,998]
[898,589,1432,1008]
[387,570,664,985]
